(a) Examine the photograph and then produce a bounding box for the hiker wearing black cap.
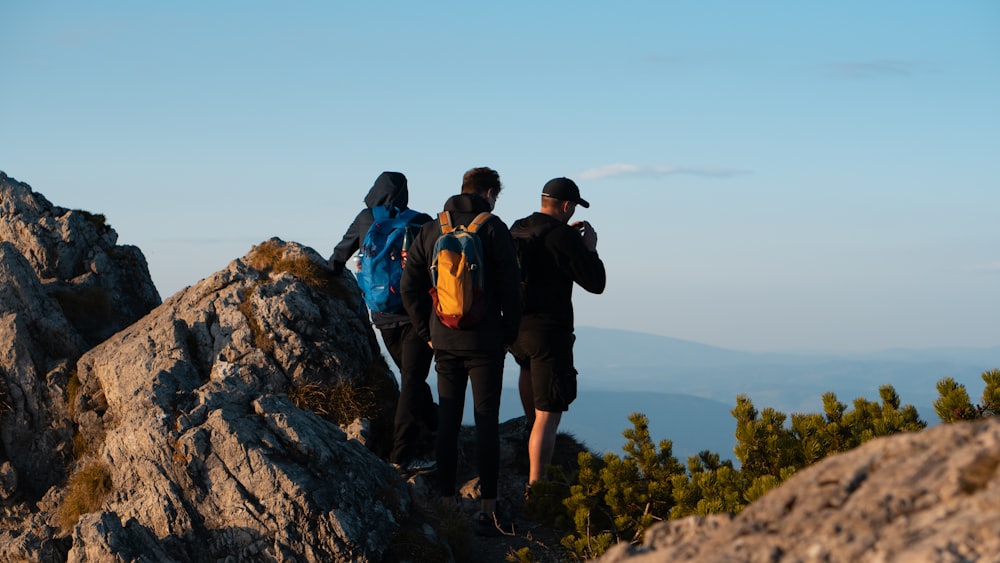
[509,177,606,489]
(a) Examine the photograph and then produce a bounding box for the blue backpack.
[357,206,420,314]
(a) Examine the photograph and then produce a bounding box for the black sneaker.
[406,458,437,474]
[476,511,514,537]
[392,458,437,477]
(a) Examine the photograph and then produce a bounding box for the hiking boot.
[392,458,437,477]
[405,458,437,474]
[476,511,514,537]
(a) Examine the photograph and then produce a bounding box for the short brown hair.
[461,167,502,196]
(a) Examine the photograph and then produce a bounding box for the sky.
[2,1,998,354]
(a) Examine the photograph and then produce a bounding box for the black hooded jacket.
[509,212,606,331]
[401,193,522,352]
[330,171,432,327]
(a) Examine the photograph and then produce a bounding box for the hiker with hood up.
[330,171,438,474]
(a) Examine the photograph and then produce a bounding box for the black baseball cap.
[541,177,590,208]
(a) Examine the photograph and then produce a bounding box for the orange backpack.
[428,211,493,329]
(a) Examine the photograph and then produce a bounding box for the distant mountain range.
[497,387,737,463]
[429,326,998,463]
[578,326,994,407]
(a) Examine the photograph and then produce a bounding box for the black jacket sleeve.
[488,220,524,345]
[400,221,436,343]
[550,226,606,295]
[329,209,373,272]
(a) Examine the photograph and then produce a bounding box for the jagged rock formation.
[0,241,86,498]
[0,171,161,346]
[2,236,408,561]
[0,171,410,561]
[596,416,1000,562]
[1,171,162,501]
[62,238,406,562]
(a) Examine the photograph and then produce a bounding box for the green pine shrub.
[934,369,1000,422]
[536,383,934,560]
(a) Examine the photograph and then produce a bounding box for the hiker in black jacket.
[509,177,606,489]
[400,167,522,535]
[329,171,438,474]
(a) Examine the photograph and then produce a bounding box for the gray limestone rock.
[61,238,405,561]
[0,241,85,498]
[0,171,161,346]
[595,416,1000,562]
[0,170,408,561]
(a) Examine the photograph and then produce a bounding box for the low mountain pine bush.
[531,378,968,560]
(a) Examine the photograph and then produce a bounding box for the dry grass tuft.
[237,287,275,353]
[77,209,108,232]
[288,355,398,456]
[57,460,113,532]
[289,381,378,427]
[66,370,80,417]
[246,239,285,272]
[71,432,89,460]
[247,240,352,300]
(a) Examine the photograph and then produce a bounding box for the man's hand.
[572,221,598,252]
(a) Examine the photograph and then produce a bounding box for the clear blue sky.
[3,2,998,353]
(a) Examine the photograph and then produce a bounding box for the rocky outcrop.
[0,171,410,561]
[596,416,1000,562]
[0,241,85,497]
[0,171,161,501]
[0,171,161,346]
[59,238,406,562]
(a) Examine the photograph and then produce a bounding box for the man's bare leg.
[528,409,562,484]
[518,366,535,428]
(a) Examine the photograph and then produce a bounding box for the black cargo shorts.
[511,329,577,412]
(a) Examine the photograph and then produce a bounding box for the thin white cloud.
[578,164,640,179]
[828,60,924,78]
[578,163,748,181]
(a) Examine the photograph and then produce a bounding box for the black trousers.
[433,348,505,499]
[380,323,436,465]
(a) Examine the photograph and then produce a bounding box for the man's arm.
[491,221,523,345]
[401,224,435,343]
[329,209,370,271]
[559,223,606,295]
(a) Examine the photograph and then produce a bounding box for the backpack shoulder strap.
[468,212,494,233]
[438,211,454,234]
[398,208,419,223]
[371,205,391,222]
